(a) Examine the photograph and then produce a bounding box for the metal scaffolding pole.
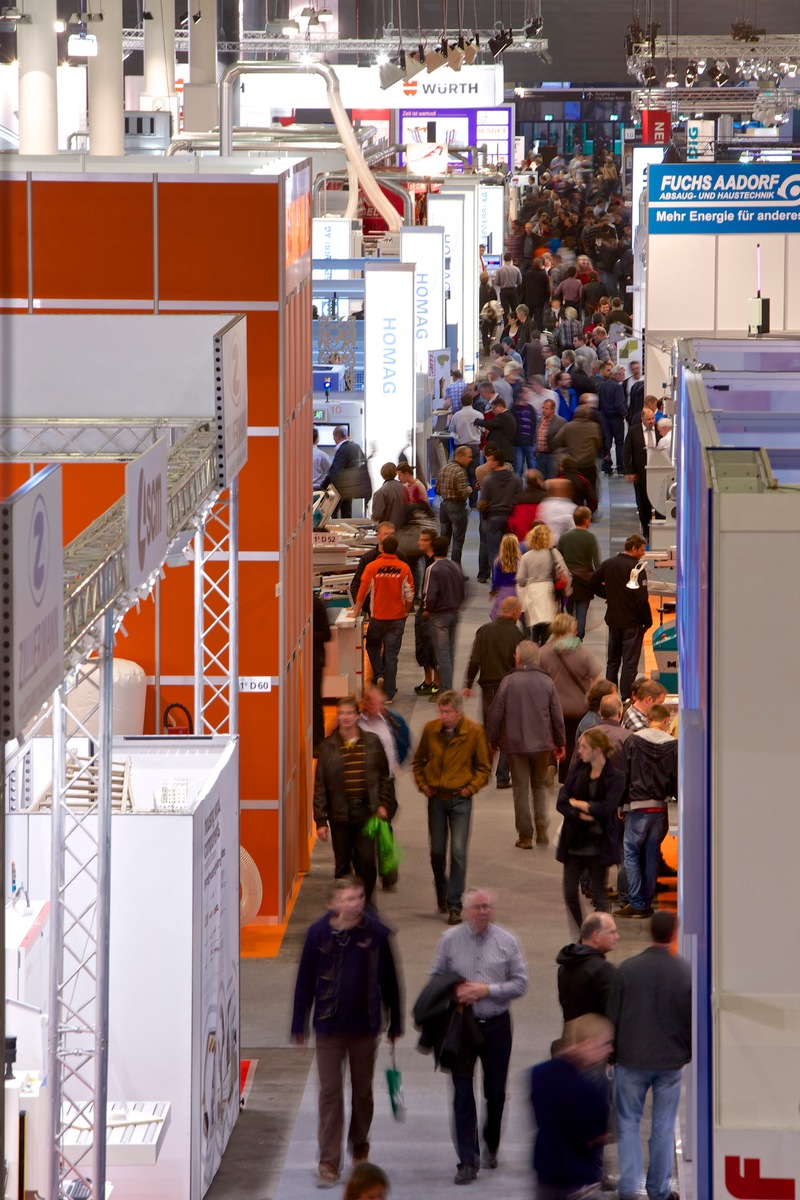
[194,489,239,737]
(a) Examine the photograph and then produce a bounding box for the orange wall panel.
[237,438,280,549]
[241,311,280,425]
[238,560,279,674]
[0,180,29,303]
[240,807,279,916]
[31,181,154,301]
[157,181,280,303]
[238,687,279,797]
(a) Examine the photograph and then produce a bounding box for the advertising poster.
[648,162,800,234]
[199,756,240,1192]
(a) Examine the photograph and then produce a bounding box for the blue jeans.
[364,616,407,697]
[439,499,469,564]
[535,450,556,480]
[427,793,472,911]
[600,412,625,472]
[623,809,669,911]
[429,611,459,690]
[567,595,590,640]
[615,1065,683,1200]
[514,443,537,478]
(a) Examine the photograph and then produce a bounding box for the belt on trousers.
[436,790,468,798]
[475,1013,509,1026]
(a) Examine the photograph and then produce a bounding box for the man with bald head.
[431,887,528,1184]
[557,911,620,1021]
[464,595,526,790]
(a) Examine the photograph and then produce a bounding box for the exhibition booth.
[676,337,800,1200]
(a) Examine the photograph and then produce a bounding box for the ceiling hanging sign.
[1,465,64,740]
[238,63,504,115]
[648,163,800,234]
[641,110,672,145]
[125,437,169,592]
[214,315,249,488]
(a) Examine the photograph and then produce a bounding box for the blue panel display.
[648,163,800,234]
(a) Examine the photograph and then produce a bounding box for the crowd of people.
[302,156,686,1200]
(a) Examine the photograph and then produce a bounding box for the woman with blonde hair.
[490,533,522,620]
[540,612,600,775]
[515,523,570,645]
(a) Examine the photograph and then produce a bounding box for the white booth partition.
[6,735,239,1200]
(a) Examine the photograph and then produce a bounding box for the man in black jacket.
[523,257,550,320]
[476,393,517,462]
[313,696,395,901]
[463,595,525,789]
[589,535,652,700]
[623,406,662,541]
[324,426,368,518]
[479,447,522,569]
[557,911,619,1021]
[608,911,691,1200]
[597,362,627,477]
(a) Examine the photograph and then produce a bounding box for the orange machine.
[1,160,313,933]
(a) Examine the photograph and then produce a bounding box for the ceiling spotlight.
[378,58,405,89]
[54,16,67,29]
[524,16,543,37]
[665,63,678,87]
[463,37,477,64]
[716,59,730,86]
[788,58,798,78]
[424,44,447,71]
[447,41,465,70]
[375,51,390,64]
[281,17,299,33]
[307,11,320,25]
[706,59,719,83]
[685,59,697,85]
[141,7,153,16]
[0,5,32,19]
[404,49,425,80]
[696,57,707,72]
[191,9,200,21]
[488,28,511,59]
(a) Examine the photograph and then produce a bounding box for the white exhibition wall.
[5,736,240,1200]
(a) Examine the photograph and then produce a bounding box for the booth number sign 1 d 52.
[239,677,274,693]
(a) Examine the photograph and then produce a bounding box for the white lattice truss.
[194,485,239,737]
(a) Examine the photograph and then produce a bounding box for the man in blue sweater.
[292,877,404,1188]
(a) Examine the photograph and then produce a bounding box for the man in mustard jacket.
[413,691,491,924]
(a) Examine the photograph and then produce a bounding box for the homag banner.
[648,163,800,234]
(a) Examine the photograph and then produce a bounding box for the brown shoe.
[317,1163,340,1188]
[535,823,550,846]
[515,836,533,849]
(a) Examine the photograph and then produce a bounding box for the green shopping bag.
[385,1042,406,1121]
[363,815,403,878]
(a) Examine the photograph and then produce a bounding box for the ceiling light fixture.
[191,9,200,21]
[54,16,67,29]
[424,43,446,71]
[378,57,405,88]
[404,49,425,79]
[488,27,512,59]
[665,63,678,87]
[68,28,97,52]
[317,5,332,21]
[685,59,697,85]
[0,5,32,20]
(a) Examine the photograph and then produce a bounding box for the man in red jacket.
[352,535,415,700]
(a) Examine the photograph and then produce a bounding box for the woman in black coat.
[556,727,625,933]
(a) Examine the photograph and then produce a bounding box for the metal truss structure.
[2,417,237,1200]
[628,35,800,87]
[631,85,800,113]
[120,26,549,57]
[194,484,239,737]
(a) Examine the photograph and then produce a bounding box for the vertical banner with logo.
[312,217,354,317]
[427,192,465,368]
[0,465,64,740]
[125,438,169,591]
[641,110,672,145]
[444,184,479,379]
[214,315,249,489]
[364,261,415,478]
[478,184,505,257]
[686,120,715,161]
[400,225,445,370]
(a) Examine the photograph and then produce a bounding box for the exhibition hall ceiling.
[341,0,800,85]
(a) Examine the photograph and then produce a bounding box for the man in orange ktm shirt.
[352,535,415,701]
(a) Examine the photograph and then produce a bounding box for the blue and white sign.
[427,192,465,363]
[400,226,445,370]
[648,163,800,234]
[1,465,64,740]
[364,262,415,481]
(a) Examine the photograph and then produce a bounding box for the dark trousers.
[452,1011,513,1169]
[364,616,406,696]
[316,1034,378,1172]
[333,498,353,518]
[600,413,625,473]
[499,286,519,318]
[634,478,653,540]
[415,603,438,670]
[330,819,377,901]
[606,624,646,701]
[561,715,582,782]
[439,499,469,564]
[563,854,609,934]
[313,659,325,752]
[480,683,509,784]
[428,792,472,911]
